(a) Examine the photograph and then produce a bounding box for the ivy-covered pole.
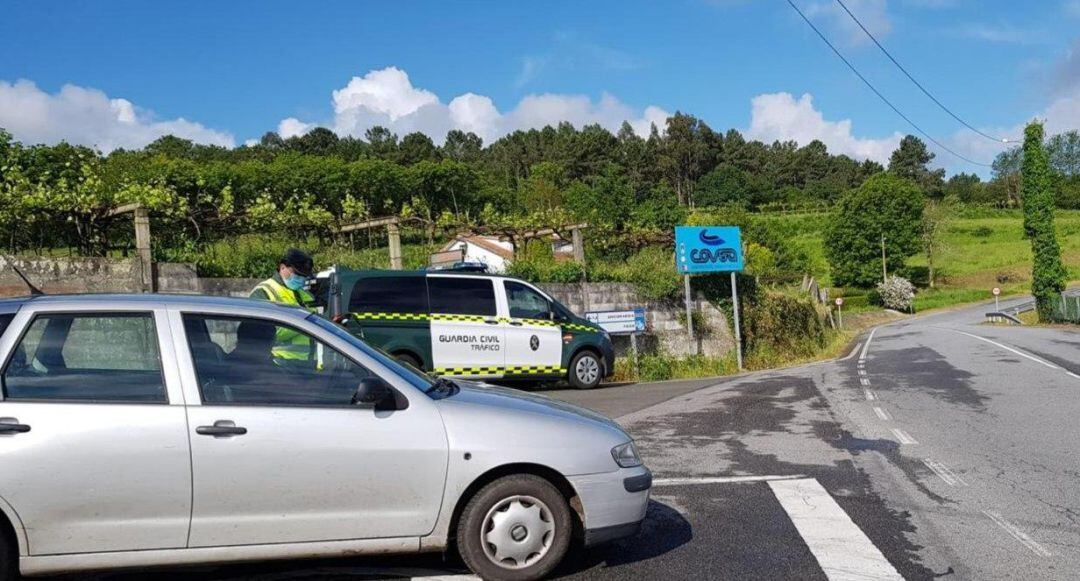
[1021,121,1067,321]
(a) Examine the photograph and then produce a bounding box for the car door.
[0,307,192,555]
[427,275,505,378]
[500,280,563,376]
[175,311,448,547]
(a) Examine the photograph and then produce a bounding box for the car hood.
[445,380,627,435]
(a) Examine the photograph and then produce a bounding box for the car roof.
[0,293,309,316]
[338,267,516,280]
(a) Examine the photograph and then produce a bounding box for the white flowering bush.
[876,276,916,311]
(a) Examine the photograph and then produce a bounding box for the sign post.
[683,275,694,349]
[835,297,844,329]
[586,309,647,380]
[676,226,745,370]
[992,287,1000,311]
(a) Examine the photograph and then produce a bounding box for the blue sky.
[2,0,1079,175]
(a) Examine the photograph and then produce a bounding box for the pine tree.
[1021,122,1067,320]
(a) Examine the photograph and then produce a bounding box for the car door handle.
[0,421,30,434]
[196,422,247,437]
[484,319,499,325]
[509,321,524,326]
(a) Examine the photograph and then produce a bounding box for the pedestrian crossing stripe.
[351,311,595,331]
[435,365,566,376]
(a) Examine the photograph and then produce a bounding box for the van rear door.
[427,275,504,378]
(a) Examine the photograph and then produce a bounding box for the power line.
[784,0,992,167]
[834,0,1017,144]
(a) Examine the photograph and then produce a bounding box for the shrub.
[742,291,826,357]
[876,276,915,311]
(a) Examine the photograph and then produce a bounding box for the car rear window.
[428,277,496,316]
[350,276,429,314]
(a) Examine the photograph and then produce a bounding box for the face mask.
[284,274,307,291]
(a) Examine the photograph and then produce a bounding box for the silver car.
[0,294,650,580]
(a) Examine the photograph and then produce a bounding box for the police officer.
[250,248,317,367]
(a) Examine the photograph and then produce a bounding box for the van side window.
[505,282,552,320]
[428,277,496,316]
[2,313,167,403]
[350,276,429,314]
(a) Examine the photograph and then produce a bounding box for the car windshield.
[306,314,436,393]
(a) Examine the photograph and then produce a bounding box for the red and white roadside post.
[835,297,844,329]
[992,287,1000,311]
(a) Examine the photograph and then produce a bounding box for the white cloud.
[289,67,670,146]
[278,117,315,139]
[953,23,1039,45]
[746,92,902,162]
[0,79,234,152]
[806,0,892,45]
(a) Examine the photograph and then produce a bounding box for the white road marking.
[946,329,1060,370]
[859,327,878,361]
[858,369,867,376]
[873,407,891,421]
[860,378,871,386]
[653,474,805,486]
[922,458,968,486]
[769,478,904,581]
[983,510,1052,557]
[842,342,862,361]
[890,428,918,445]
[864,389,876,401]
[1068,371,1080,379]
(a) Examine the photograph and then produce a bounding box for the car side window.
[428,277,496,316]
[505,282,552,320]
[0,314,12,339]
[350,276,429,314]
[182,314,376,406]
[1,313,167,403]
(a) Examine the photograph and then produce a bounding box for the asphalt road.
[66,296,1079,580]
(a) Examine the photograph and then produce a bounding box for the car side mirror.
[351,377,398,411]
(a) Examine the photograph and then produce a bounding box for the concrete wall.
[1,258,734,359]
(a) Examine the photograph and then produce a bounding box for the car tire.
[457,474,573,581]
[394,352,422,370]
[0,527,16,581]
[568,351,602,390]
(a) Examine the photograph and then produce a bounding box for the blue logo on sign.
[698,230,725,246]
[675,225,744,273]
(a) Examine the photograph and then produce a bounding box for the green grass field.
[771,209,1080,311]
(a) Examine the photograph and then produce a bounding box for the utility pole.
[881,234,888,284]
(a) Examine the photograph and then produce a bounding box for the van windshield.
[306,314,435,393]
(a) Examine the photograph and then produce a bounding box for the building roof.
[441,235,514,260]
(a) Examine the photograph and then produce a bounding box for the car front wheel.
[0,528,16,581]
[568,351,602,390]
[457,474,573,581]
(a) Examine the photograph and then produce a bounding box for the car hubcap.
[481,495,556,570]
[576,356,599,384]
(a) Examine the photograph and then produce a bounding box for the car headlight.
[611,441,642,468]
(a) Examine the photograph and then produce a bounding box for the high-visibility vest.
[252,277,317,364]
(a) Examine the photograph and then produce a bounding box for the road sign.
[585,308,646,335]
[992,287,1001,296]
[835,297,844,306]
[675,226,744,274]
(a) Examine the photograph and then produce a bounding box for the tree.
[364,126,398,159]
[1020,122,1067,321]
[397,132,441,165]
[825,173,925,287]
[658,113,714,206]
[921,199,953,288]
[695,163,751,207]
[443,130,483,162]
[888,135,945,195]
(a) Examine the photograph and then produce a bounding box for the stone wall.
[1,258,734,359]
[0,255,145,296]
[540,283,735,358]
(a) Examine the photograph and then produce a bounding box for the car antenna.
[7,262,44,295]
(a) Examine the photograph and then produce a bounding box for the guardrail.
[984,312,1022,325]
[992,288,1080,324]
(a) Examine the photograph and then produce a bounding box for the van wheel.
[568,351,602,390]
[394,352,422,370]
[457,475,572,581]
[0,527,16,581]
